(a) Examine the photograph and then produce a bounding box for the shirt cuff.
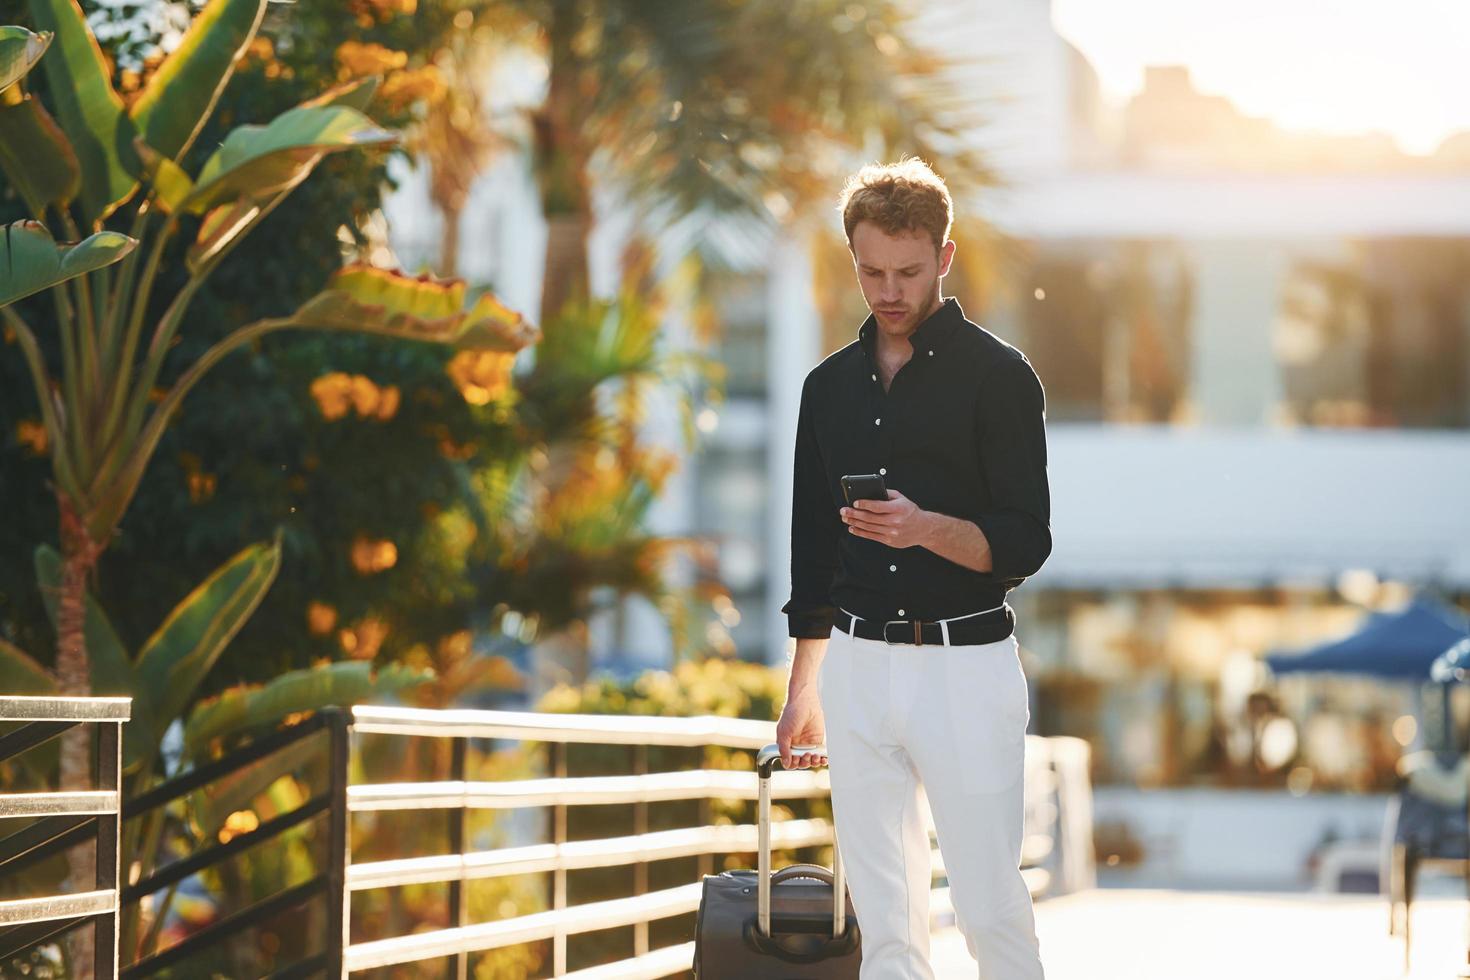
[782,603,838,639]
[972,510,1051,580]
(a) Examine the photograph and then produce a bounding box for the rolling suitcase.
[692,742,861,978]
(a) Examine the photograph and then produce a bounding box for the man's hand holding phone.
[840,472,930,549]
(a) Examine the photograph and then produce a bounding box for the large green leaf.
[188,735,318,844]
[132,139,194,214]
[0,220,135,306]
[182,78,384,270]
[184,662,434,759]
[129,0,268,161]
[289,264,542,351]
[0,636,56,696]
[183,104,396,214]
[33,544,152,772]
[0,26,52,93]
[133,536,282,742]
[0,92,81,213]
[27,0,139,222]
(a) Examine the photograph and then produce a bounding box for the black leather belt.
[837,604,1010,646]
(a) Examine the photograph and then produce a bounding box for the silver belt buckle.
[883,619,911,645]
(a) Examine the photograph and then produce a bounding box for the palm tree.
[486,0,994,323]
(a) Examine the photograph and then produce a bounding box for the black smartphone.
[840,473,888,506]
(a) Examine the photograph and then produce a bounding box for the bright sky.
[1050,0,1470,156]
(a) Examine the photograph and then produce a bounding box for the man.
[776,157,1050,979]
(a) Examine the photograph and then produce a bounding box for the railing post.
[551,740,567,976]
[325,709,350,978]
[96,715,122,980]
[446,736,469,980]
[632,743,648,957]
[696,745,712,881]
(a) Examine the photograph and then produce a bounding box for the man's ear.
[938,239,957,277]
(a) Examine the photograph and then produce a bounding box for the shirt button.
[928,350,934,356]
[874,418,881,426]
[889,564,897,572]
[897,608,906,617]
[871,374,877,381]
[878,467,886,475]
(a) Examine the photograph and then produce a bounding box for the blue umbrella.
[1264,596,1468,680]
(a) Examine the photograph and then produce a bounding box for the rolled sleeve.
[972,355,1052,580]
[780,373,842,638]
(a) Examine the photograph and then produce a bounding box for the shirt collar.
[857,296,965,361]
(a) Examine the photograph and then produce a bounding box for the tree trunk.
[541,213,592,326]
[439,203,461,279]
[533,3,593,327]
[523,9,597,701]
[56,494,101,979]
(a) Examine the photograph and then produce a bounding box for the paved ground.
[930,890,1468,980]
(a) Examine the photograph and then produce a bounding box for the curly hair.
[837,156,953,253]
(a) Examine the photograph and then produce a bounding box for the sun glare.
[1052,0,1470,156]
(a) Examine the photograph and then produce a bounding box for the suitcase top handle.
[756,743,845,939]
[757,743,826,779]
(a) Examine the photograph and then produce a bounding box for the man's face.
[850,220,956,340]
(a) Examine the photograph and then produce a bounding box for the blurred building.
[380,0,1470,815]
[927,0,1470,800]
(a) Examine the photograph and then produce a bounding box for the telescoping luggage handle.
[755,743,845,940]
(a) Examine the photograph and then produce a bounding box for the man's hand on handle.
[776,689,828,770]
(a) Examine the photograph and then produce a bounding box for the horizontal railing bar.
[0,720,76,765]
[347,768,830,812]
[126,712,330,816]
[0,910,103,962]
[0,791,118,819]
[0,814,94,874]
[0,890,115,927]
[350,705,772,748]
[124,794,329,904]
[121,875,326,980]
[343,881,704,972]
[560,940,697,980]
[348,818,836,890]
[0,696,130,722]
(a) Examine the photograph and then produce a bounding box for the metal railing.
[338,705,1093,978]
[116,708,350,980]
[343,705,819,977]
[0,695,131,977]
[4,700,1093,977]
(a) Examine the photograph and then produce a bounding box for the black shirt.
[780,296,1052,641]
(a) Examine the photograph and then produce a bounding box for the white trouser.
[818,620,1046,979]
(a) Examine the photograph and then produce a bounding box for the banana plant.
[0,536,436,958]
[0,0,538,781]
